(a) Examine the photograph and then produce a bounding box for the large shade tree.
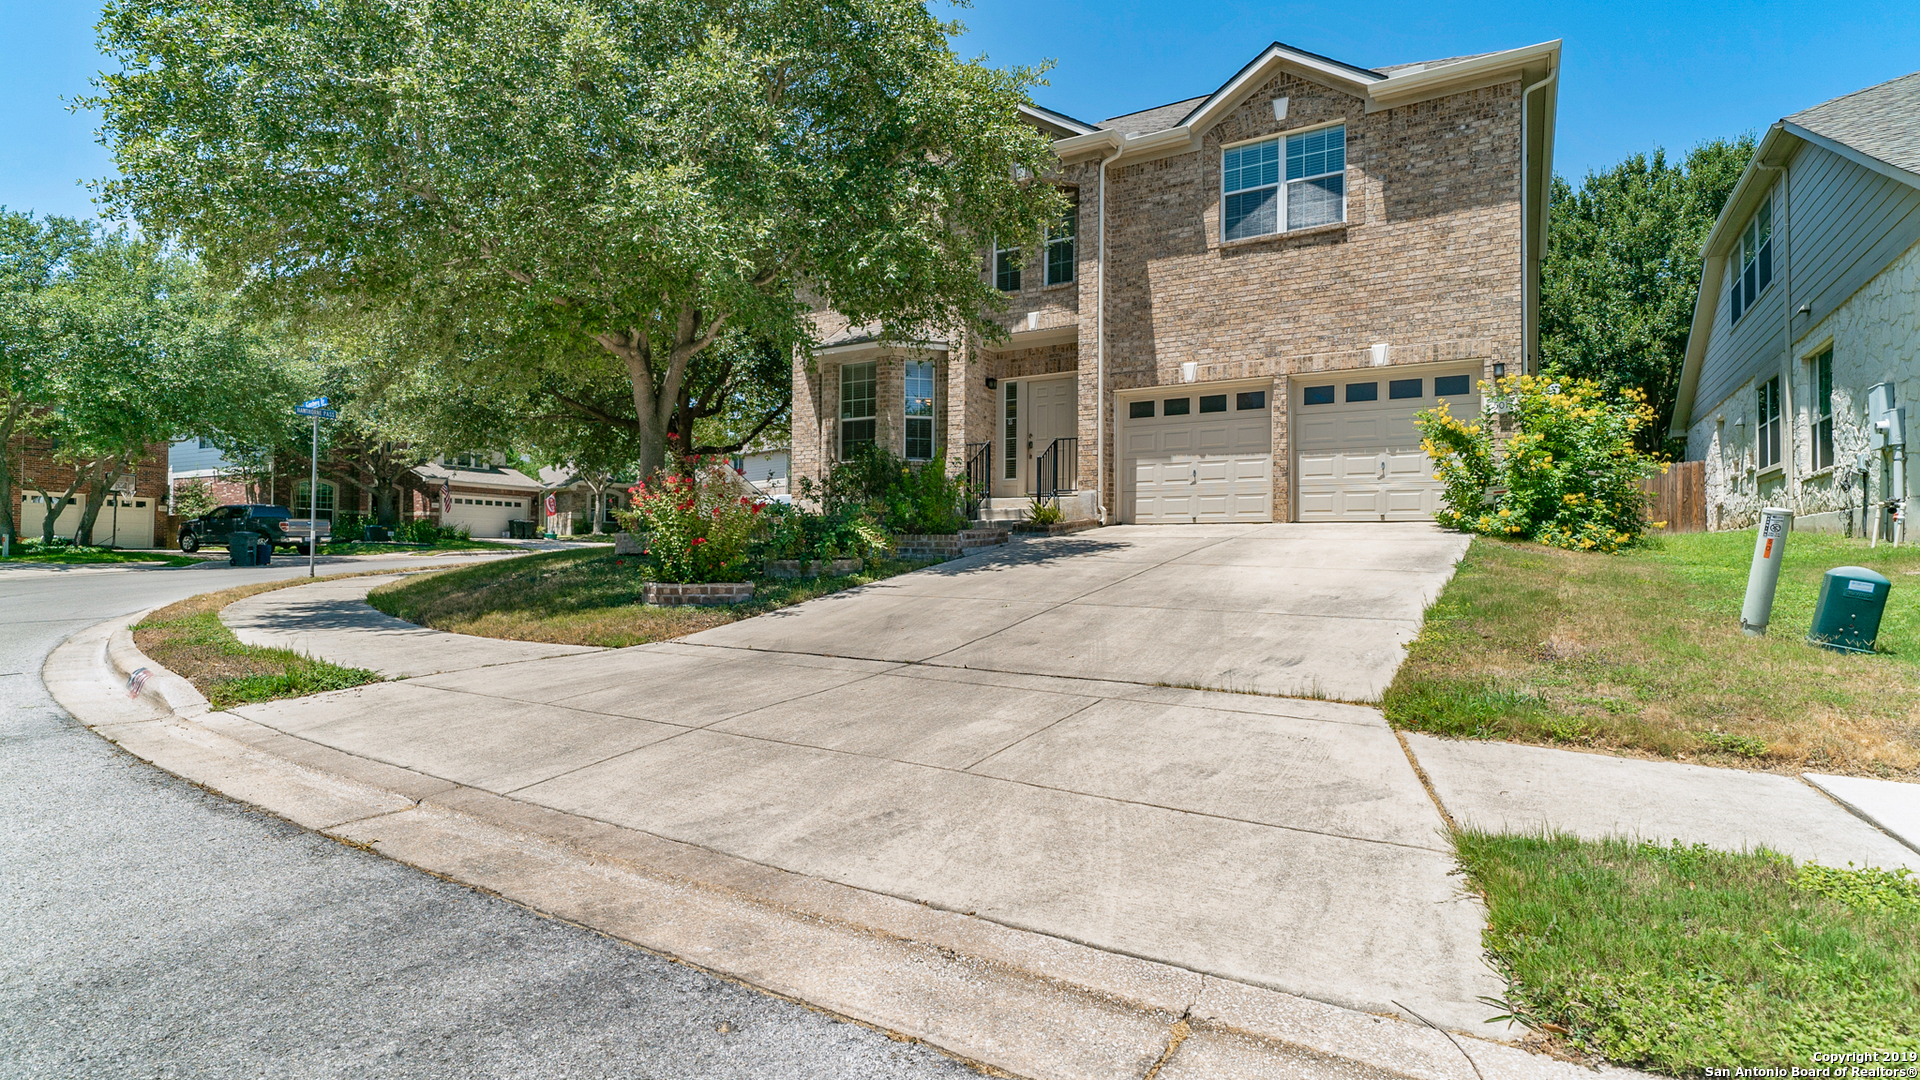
[1539,136,1754,453]
[91,0,1064,478]
[2,211,287,545]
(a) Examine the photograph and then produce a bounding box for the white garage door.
[443,495,527,539]
[1294,365,1482,522]
[19,494,155,548]
[1121,385,1273,524]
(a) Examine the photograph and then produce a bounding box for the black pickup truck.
[178,504,309,556]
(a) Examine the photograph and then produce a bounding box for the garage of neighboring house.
[18,493,156,548]
[1120,381,1275,524]
[1292,362,1482,522]
[443,494,530,539]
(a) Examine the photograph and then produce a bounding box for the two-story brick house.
[792,39,1560,525]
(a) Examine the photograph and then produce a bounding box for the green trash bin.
[1807,566,1891,654]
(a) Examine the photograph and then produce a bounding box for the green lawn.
[2,544,197,567]
[134,579,386,708]
[366,547,935,647]
[1458,830,1920,1074]
[1384,531,1920,778]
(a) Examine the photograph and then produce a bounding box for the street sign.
[294,396,337,419]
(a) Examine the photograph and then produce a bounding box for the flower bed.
[764,557,864,579]
[894,528,1009,559]
[642,581,756,606]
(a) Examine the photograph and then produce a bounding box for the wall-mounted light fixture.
[985,377,998,390]
[1492,362,1507,379]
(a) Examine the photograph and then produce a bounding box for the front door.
[995,376,1078,498]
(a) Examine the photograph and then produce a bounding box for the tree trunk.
[0,396,24,544]
[30,473,85,545]
[75,456,131,547]
[374,484,402,527]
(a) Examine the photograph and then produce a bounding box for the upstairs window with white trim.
[1730,195,1773,325]
[1756,375,1782,472]
[839,362,876,459]
[993,239,1022,292]
[1045,201,1077,286]
[1222,124,1345,242]
[904,360,935,460]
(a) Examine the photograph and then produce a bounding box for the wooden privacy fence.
[1642,459,1707,533]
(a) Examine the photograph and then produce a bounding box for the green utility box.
[1808,566,1891,653]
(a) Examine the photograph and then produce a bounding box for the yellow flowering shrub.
[1416,375,1662,553]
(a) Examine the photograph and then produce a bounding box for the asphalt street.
[0,555,977,1080]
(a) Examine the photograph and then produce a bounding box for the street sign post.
[295,398,335,577]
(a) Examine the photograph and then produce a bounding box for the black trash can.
[229,537,257,567]
[256,539,273,566]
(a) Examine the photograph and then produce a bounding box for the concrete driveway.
[219,523,1502,1030]
[694,521,1468,702]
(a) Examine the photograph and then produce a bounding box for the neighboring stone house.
[793,39,1561,524]
[1672,70,1920,536]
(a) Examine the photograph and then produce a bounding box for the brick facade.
[7,434,170,545]
[792,43,1546,523]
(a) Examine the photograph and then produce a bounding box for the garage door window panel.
[1303,385,1335,405]
[1129,400,1154,419]
[1389,379,1423,400]
[1164,397,1191,416]
[1434,374,1472,397]
[1346,382,1378,402]
[1236,391,1266,410]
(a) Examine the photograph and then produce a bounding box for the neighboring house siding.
[1688,233,1920,529]
[1695,147,1920,422]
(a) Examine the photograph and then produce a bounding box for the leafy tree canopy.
[1539,136,1753,454]
[90,0,1064,477]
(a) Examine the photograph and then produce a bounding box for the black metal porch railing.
[963,441,992,519]
[1030,437,1080,503]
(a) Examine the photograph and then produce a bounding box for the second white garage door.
[444,495,529,539]
[1121,385,1273,524]
[1293,364,1482,522]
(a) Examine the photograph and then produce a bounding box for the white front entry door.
[996,376,1078,497]
[1121,386,1273,523]
[1293,365,1482,522]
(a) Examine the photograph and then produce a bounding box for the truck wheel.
[297,544,310,557]
[179,533,199,553]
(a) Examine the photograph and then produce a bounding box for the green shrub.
[1026,496,1063,526]
[396,518,470,545]
[171,479,220,519]
[1417,374,1661,553]
[757,504,890,563]
[804,446,968,534]
[615,460,764,583]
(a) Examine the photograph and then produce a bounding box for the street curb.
[107,609,211,718]
[45,611,1645,1080]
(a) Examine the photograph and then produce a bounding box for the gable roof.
[1100,97,1209,136]
[1047,38,1559,166]
[1785,70,1920,179]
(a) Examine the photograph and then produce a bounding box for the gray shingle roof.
[1373,52,1495,75]
[1786,69,1920,176]
[1099,97,1209,135]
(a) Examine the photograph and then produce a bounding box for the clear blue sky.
[5,1,1917,222]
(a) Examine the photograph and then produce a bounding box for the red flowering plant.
[614,457,767,583]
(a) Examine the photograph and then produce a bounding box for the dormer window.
[1222,124,1345,242]
[1729,195,1773,324]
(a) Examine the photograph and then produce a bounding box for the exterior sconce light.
[1492,362,1507,378]
[985,377,998,390]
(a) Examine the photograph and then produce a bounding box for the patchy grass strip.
[1457,829,1920,1075]
[132,568,463,709]
[2,548,197,567]
[1384,532,1920,778]
[367,548,937,648]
